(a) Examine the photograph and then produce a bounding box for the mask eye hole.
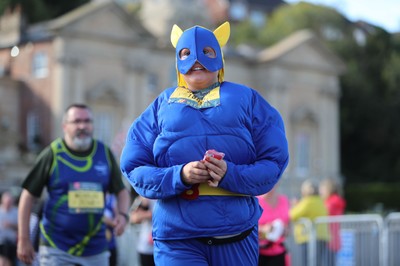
[203,47,216,58]
[179,48,190,60]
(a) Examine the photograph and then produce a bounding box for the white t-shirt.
[136,200,155,255]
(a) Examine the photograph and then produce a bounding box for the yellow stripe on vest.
[198,183,247,196]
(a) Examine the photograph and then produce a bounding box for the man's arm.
[17,189,37,265]
[113,188,131,236]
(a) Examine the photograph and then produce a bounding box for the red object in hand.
[203,149,225,161]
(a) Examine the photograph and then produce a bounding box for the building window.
[32,51,48,78]
[295,132,311,177]
[27,111,41,151]
[169,65,177,87]
[94,112,112,145]
[0,65,5,77]
[147,73,159,93]
[146,73,160,101]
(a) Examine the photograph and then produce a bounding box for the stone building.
[0,1,345,196]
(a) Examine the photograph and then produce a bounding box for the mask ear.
[171,24,183,48]
[213,22,230,47]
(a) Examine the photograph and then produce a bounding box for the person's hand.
[181,160,211,185]
[130,208,147,224]
[259,224,273,239]
[203,156,227,187]
[130,210,140,224]
[103,216,114,227]
[113,213,128,236]
[17,238,36,265]
[258,229,267,240]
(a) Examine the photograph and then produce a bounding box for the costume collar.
[168,83,221,109]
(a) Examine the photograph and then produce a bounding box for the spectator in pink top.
[257,185,290,266]
[319,177,346,266]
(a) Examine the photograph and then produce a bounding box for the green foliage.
[0,0,17,14]
[261,2,348,46]
[230,20,261,46]
[231,2,349,47]
[339,29,400,183]
[383,51,400,97]
[344,183,400,213]
[0,0,89,23]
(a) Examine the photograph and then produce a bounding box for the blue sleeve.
[218,90,289,196]
[120,97,190,199]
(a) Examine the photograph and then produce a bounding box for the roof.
[258,29,346,74]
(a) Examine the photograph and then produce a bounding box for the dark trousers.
[258,252,286,266]
[299,240,329,266]
[139,253,155,266]
[109,247,117,266]
[0,241,17,266]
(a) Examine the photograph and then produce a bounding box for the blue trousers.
[153,227,258,266]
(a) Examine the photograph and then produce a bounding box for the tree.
[0,0,89,24]
[230,2,350,47]
[339,29,399,182]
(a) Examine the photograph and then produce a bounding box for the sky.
[285,0,400,33]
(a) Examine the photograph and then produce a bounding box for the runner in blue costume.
[17,103,131,266]
[120,22,289,266]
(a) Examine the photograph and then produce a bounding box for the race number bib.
[68,182,104,214]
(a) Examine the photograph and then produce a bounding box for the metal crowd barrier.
[285,218,314,266]
[316,214,383,266]
[116,224,141,266]
[285,214,384,266]
[116,213,400,266]
[383,212,400,266]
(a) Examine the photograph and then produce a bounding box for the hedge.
[344,182,400,214]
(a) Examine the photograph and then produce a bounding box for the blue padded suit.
[120,81,289,265]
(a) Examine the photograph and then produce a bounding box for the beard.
[72,135,92,151]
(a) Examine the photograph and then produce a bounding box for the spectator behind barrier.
[257,184,290,266]
[0,191,18,266]
[319,177,346,266]
[290,179,329,266]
